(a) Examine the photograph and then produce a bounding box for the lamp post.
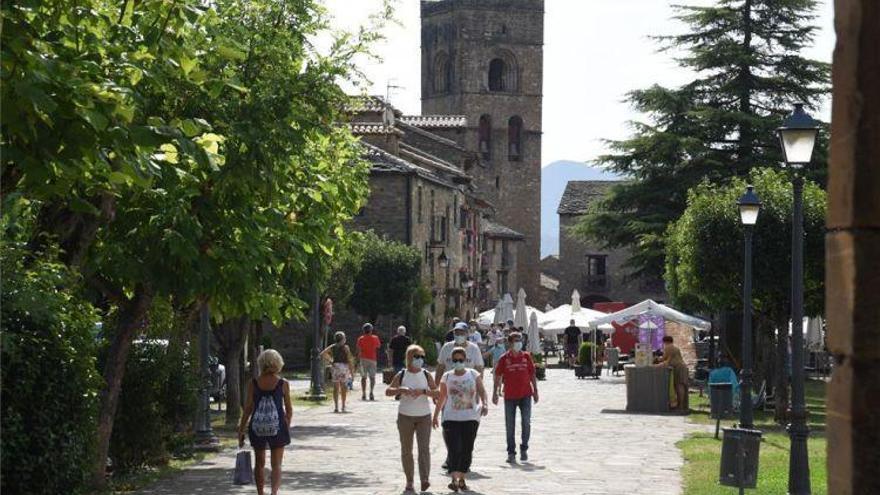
[778,103,820,495]
[194,302,219,450]
[737,186,761,429]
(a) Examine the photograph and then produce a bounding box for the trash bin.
[709,382,734,419]
[720,427,762,489]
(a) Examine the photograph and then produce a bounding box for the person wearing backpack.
[385,344,438,493]
[238,349,292,495]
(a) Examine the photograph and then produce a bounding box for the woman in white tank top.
[385,344,438,493]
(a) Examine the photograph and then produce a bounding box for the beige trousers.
[397,413,432,483]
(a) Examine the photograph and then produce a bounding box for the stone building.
[419,0,544,303]
[556,180,667,308]
[480,220,524,305]
[348,96,487,324]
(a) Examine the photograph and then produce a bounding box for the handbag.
[324,364,333,383]
[233,449,253,485]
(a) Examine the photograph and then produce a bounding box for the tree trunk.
[774,324,790,423]
[91,287,153,488]
[250,320,262,379]
[214,317,248,425]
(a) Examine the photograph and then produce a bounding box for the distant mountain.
[541,160,620,257]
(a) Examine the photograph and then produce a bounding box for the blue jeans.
[504,397,532,455]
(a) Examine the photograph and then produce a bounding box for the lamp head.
[777,103,820,168]
[737,185,762,226]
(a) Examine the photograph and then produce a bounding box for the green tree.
[349,231,422,323]
[3,0,388,485]
[573,0,829,279]
[665,167,825,419]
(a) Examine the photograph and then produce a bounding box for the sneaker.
[506,454,516,463]
[520,451,529,462]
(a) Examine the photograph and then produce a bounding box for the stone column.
[826,1,880,493]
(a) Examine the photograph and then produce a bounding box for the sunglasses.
[413,355,425,360]
[452,359,465,364]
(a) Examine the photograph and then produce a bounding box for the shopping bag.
[233,450,253,485]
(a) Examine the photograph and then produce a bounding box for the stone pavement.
[137,368,703,495]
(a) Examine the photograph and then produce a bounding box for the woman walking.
[321,331,356,413]
[385,345,438,492]
[433,348,489,492]
[238,349,292,495]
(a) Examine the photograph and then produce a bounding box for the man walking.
[388,325,412,374]
[356,323,381,401]
[563,319,582,367]
[436,322,484,383]
[493,332,538,463]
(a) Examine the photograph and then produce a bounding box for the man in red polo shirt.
[492,331,539,463]
[356,323,381,401]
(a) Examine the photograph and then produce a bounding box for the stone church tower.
[420,0,544,301]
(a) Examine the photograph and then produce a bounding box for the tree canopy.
[665,167,825,327]
[573,0,830,279]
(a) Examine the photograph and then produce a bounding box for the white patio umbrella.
[571,289,582,312]
[513,288,528,329]
[479,305,546,329]
[805,317,824,351]
[498,293,515,324]
[491,298,505,325]
[527,312,541,353]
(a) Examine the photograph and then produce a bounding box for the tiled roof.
[557,180,628,215]
[345,95,395,114]
[349,122,403,135]
[399,115,468,128]
[482,220,524,239]
[399,143,467,178]
[541,273,560,291]
[360,143,454,188]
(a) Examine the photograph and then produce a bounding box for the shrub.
[1,244,101,495]
[106,299,199,474]
[577,342,596,366]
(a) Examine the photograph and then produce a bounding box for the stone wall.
[826,1,880,492]
[420,0,544,303]
[557,213,666,307]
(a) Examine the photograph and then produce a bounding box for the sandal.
[420,481,430,492]
[404,484,415,492]
[458,479,469,491]
[448,481,459,492]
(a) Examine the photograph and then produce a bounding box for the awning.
[587,299,711,331]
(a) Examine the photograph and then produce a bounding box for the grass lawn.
[678,379,828,495]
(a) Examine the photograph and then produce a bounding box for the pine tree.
[573,0,829,280]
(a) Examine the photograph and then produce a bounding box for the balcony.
[583,274,608,290]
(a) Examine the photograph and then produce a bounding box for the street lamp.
[778,103,819,495]
[737,186,761,429]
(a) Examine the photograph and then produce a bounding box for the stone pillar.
[826,1,880,493]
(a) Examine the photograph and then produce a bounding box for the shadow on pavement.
[283,470,372,490]
[290,424,375,439]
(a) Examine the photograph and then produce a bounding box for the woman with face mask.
[320,331,355,413]
[433,348,489,492]
[385,345,438,493]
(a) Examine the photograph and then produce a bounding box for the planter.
[535,366,546,381]
[574,363,601,379]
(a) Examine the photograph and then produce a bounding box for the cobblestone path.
[137,368,702,495]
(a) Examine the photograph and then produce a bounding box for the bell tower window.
[433,52,451,94]
[488,59,506,91]
[508,116,523,161]
[478,115,492,160]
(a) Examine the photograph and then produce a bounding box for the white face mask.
[454,335,466,344]
[512,342,523,352]
[453,361,466,371]
[412,358,424,368]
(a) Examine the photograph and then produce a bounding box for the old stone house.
[556,180,667,308]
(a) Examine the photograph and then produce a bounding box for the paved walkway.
[138,368,702,495]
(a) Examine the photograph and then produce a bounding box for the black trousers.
[442,420,480,474]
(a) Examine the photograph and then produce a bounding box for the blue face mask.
[454,335,466,345]
[453,361,466,371]
[513,342,523,352]
[412,358,424,368]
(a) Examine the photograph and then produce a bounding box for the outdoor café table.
[625,365,670,413]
